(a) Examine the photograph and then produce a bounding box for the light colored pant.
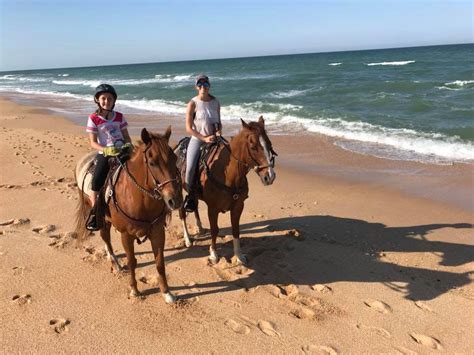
[185,137,203,189]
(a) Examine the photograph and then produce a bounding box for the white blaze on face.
[259,136,275,180]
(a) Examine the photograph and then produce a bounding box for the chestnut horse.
[178,116,276,264]
[75,127,183,303]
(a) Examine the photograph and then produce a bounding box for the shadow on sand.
[129,215,472,302]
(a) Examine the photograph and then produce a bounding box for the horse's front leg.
[101,222,122,272]
[120,232,139,297]
[208,207,220,264]
[150,226,176,304]
[179,206,193,248]
[231,201,247,265]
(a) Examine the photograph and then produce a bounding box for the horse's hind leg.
[120,232,139,297]
[194,204,208,235]
[150,227,176,304]
[179,207,193,248]
[100,222,122,272]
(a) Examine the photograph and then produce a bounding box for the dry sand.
[1,97,473,353]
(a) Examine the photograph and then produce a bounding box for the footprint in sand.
[302,345,338,354]
[290,307,317,321]
[414,301,433,313]
[12,266,26,275]
[257,320,280,337]
[12,294,32,305]
[32,224,56,234]
[224,319,250,335]
[49,319,70,334]
[356,323,391,338]
[409,332,443,350]
[364,300,392,314]
[311,284,333,294]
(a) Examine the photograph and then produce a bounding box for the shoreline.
[1,96,473,353]
[2,92,473,212]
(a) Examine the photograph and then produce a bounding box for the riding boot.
[183,187,197,213]
[86,205,100,231]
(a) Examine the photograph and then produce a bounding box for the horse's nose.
[166,197,181,210]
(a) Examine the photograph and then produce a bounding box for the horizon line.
[1,42,472,73]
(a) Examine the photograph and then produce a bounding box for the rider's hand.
[121,142,134,152]
[103,146,120,157]
[203,135,215,143]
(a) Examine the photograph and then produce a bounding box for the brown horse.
[178,116,276,264]
[75,127,183,303]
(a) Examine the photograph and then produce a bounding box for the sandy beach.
[1,96,473,353]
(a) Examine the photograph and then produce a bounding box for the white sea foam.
[0,75,48,82]
[366,60,415,66]
[329,62,342,66]
[445,80,474,87]
[119,99,186,115]
[266,89,312,98]
[58,74,69,77]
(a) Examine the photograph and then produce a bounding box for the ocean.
[1,44,473,164]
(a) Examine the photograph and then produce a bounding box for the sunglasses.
[196,81,210,88]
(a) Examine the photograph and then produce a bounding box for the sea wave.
[436,79,474,91]
[366,60,415,66]
[299,117,473,162]
[0,75,49,82]
[328,63,342,66]
[266,89,312,98]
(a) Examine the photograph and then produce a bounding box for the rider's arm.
[121,128,132,144]
[89,133,104,152]
[216,101,222,136]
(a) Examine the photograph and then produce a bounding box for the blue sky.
[0,0,472,71]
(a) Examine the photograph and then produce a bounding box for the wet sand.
[1,97,473,353]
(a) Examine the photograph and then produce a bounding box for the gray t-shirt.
[191,96,220,136]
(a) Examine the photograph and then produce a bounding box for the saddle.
[174,137,222,192]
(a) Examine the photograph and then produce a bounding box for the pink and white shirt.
[86,111,128,147]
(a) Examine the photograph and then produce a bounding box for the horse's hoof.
[163,292,176,304]
[129,289,141,298]
[198,227,209,236]
[208,255,219,265]
[234,254,248,265]
[185,239,193,248]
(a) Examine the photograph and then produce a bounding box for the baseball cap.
[195,74,209,86]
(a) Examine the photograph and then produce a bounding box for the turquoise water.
[1,44,473,163]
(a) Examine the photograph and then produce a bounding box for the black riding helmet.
[94,84,117,110]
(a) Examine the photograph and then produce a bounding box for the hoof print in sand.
[364,300,392,314]
[224,319,250,334]
[311,284,332,294]
[32,224,56,234]
[302,345,338,354]
[257,320,280,337]
[409,332,443,350]
[49,318,70,334]
[290,307,317,321]
[12,294,32,305]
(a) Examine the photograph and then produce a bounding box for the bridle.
[221,134,277,173]
[119,143,180,200]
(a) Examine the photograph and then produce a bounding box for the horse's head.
[140,127,183,210]
[240,116,277,186]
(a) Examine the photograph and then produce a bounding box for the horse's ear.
[141,128,151,144]
[164,125,172,141]
[258,115,265,128]
[240,118,250,130]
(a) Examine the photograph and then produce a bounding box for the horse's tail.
[74,170,91,243]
